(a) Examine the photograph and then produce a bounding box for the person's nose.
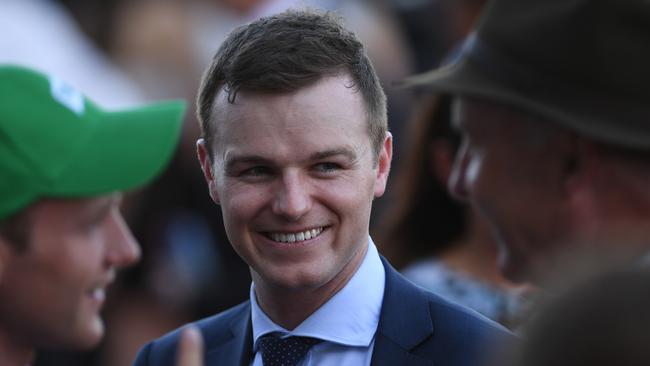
[448,142,470,202]
[272,171,311,221]
[105,210,141,268]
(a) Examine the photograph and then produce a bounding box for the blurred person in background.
[0,65,185,366]
[507,264,650,366]
[135,9,512,366]
[385,0,486,73]
[375,93,532,329]
[402,0,650,286]
[0,0,145,109]
[0,1,205,364]
[376,0,535,329]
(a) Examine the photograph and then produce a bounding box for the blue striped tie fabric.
[258,334,322,366]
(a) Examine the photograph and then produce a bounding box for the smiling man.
[0,64,185,365]
[403,0,650,284]
[134,9,511,366]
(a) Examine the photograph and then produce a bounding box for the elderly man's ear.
[196,139,220,205]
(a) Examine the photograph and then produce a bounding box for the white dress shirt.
[250,237,386,366]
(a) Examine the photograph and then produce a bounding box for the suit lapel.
[204,302,254,366]
[371,257,434,366]
[202,259,435,365]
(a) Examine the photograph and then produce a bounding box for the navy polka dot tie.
[258,333,322,366]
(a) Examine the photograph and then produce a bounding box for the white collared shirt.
[250,237,386,366]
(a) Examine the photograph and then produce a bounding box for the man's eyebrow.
[309,148,357,161]
[223,148,358,171]
[224,155,273,171]
[84,194,120,224]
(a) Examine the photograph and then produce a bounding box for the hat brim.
[401,57,650,150]
[401,57,570,125]
[52,100,185,196]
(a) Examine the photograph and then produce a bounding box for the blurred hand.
[176,326,204,366]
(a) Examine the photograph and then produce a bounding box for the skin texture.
[0,195,140,365]
[447,98,574,283]
[198,74,392,329]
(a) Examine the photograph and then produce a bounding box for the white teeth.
[270,227,323,243]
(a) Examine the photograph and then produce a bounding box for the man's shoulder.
[424,288,512,339]
[378,258,513,365]
[388,267,511,337]
[132,301,251,366]
[420,289,513,365]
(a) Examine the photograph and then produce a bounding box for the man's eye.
[314,162,341,173]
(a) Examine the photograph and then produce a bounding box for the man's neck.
[0,329,35,366]
[253,244,368,330]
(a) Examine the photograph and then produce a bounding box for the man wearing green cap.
[403,0,650,284]
[0,64,186,365]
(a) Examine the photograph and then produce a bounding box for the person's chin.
[70,313,105,349]
[498,246,531,284]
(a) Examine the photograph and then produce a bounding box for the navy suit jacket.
[133,257,513,366]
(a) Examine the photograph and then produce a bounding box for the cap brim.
[53,100,186,196]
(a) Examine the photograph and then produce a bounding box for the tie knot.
[258,334,323,366]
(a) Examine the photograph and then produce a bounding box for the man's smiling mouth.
[265,227,324,243]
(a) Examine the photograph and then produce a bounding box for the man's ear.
[563,136,601,227]
[374,132,393,198]
[196,138,220,205]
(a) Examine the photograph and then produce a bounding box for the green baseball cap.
[0,64,186,219]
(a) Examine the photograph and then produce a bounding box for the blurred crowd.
[4,0,633,365]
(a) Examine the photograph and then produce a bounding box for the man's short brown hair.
[197,9,387,162]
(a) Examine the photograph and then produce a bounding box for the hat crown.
[478,0,650,97]
[0,66,95,182]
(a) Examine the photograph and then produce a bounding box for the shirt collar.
[251,236,385,348]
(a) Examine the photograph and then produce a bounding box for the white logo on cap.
[49,76,85,116]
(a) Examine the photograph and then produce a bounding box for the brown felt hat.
[402,0,650,149]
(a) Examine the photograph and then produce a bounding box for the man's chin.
[67,317,105,350]
[498,248,533,284]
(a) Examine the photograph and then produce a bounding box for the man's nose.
[272,172,311,221]
[105,210,141,268]
[448,144,470,202]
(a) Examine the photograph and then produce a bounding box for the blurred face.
[0,195,140,351]
[448,98,571,282]
[198,75,391,298]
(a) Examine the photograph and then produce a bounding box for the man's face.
[0,195,140,349]
[198,75,391,296]
[448,98,571,282]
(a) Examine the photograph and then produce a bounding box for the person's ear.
[429,138,455,185]
[374,132,393,198]
[563,135,602,226]
[563,136,595,196]
[196,139,220,205]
